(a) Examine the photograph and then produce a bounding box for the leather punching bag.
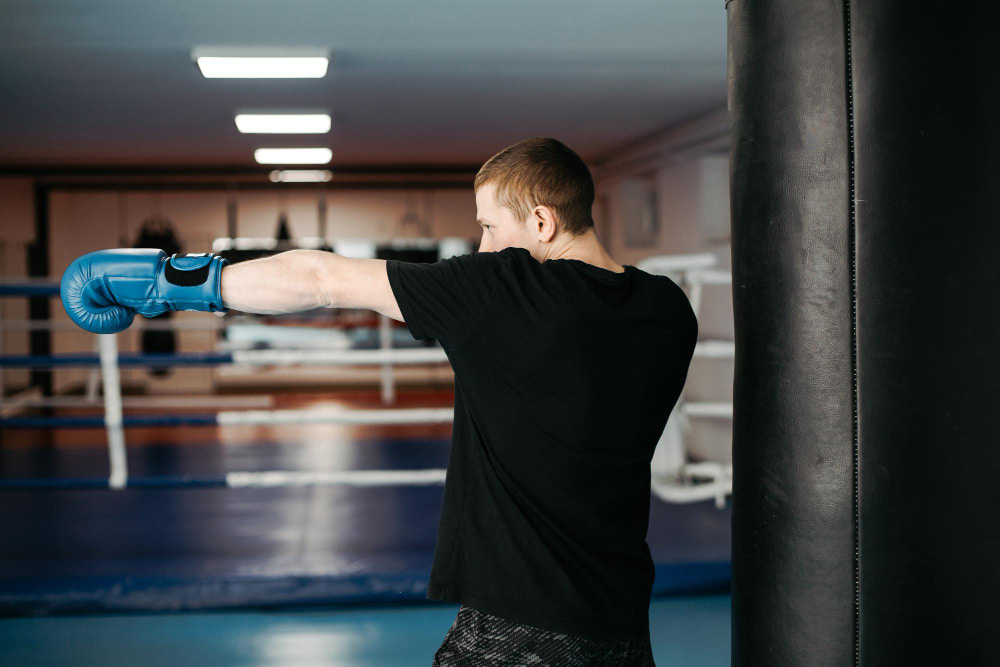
[727,0,999,664]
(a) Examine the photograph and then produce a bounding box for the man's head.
[474,138,595,256]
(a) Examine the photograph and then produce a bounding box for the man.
[61,137,697,666]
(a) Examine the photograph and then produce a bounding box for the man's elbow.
[296,249,338,309]
[313,252,402,321]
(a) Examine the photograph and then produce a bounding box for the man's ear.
[533,205,559,243]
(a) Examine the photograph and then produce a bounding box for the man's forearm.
[220,249,330,314]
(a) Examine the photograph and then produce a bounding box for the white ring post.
[379,313,395,405]
[85,336,101,401]
[98,333,128,490]
[688,278,704,319]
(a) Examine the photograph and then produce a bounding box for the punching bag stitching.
[843,1,861,665]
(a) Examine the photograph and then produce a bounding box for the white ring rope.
[226,469,447,488]
[217,407,454,426]
[230,347,449,365]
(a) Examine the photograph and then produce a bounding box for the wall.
[2,107,735,468]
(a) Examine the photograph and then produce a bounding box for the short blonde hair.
[474,138,595,236]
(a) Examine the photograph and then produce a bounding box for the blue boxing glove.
[60,249,228,334]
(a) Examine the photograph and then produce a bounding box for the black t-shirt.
[385,246,698,641]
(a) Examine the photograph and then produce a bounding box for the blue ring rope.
[0,414,219,428]
[0,476,230,490]
[0,284,61,297]
[0,353,234,367]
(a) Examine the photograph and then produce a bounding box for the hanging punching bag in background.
[727,1,999,665]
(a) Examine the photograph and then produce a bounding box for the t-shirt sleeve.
[385,250,510,349]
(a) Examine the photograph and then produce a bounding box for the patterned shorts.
[431,605,656,666]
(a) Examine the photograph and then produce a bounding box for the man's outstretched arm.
[60,247,403,335]
[221,249,403,321]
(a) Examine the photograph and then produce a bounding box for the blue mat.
[0,437,730,615]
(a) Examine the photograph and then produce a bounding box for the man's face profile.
[475,182,536,255]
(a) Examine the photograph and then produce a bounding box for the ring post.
[379,313,395,405]
[98,333,128,489]
[85,337,101,400]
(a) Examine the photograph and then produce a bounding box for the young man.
[61,138,697,666]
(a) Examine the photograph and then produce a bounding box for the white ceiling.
[0,0,727,169]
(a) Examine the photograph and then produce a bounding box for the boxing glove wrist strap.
[158,253,228,312]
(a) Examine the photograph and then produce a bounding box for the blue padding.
[0,572,434,615]
[652,561,732,596]
[0,566,727,616]
[0,284,60,297]
[0,414,218,428]
[0,352,234,367]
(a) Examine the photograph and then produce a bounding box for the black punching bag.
[727,1,999,665]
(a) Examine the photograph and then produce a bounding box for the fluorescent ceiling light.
[254,148,332,165]
[195,56,328,78]
[236,114,331,134]
[269,170,333,183]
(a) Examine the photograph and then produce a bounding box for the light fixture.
[268,170,334,183]
[192,48,329,78]
[254,148,332,165]
[236,114,331,134]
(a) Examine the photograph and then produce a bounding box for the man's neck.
[545,231,624,273]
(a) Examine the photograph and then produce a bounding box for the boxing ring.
[0,257,734,615]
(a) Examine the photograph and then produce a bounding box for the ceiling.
[0,0,727,170]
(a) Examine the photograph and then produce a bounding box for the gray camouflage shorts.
[431,604,656,666]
